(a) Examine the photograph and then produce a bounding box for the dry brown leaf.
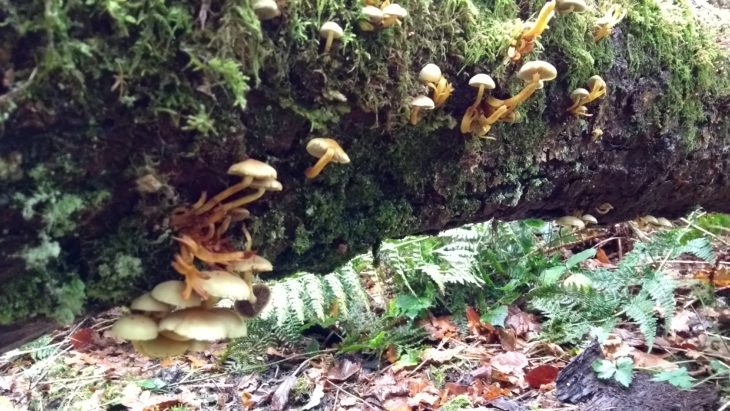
[471,365,492,380]
[596,248,610,264]
[385,345,399,364]
[420,314,458,341]
[408,378,430,396]
[271,374,297,411]
[421,347,462,364]
[490,352,528,376]
[524,365,559,389]
[327,359,361,382]
[498,328,517,351]
[505,307,541,339]
[241,391,255,410]
[383,397,411,411]
[630,349,677,371]
[407,391,440,407]
[481,382,510,400]
[443,382,469,396]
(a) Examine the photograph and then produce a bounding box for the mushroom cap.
[570,88,590,100]
[320,21,344,39]
[556,216,586,229]
[159,308,247,341]
[641,215,660,225]
[159,330,191,341]
[200,270,252,301]
[656,217,673,228]
[410,95,435,109]
[362,5,384,22]
[229,255,273,273]
[235,284,272,319]
[382,3,408,18]
[130,293,172,313]
[306,138,350,164]
[468,74,496,89]
[419,64,442,84]
[132,336,191,358]
[556,0,587,13]
[228,159,277,180]
[111,315,158,341]
[253,0,281,20]
[581,214,598,225]
[587,75,606,90]
[517,61,558,83]
[250,178,283,191]
[151,280,202,308]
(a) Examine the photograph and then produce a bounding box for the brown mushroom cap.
[468,74,496,89]
[151,280,202,308]
[200,270,252,301]
[517,61,558,83]
[228,159,277,180]
[130,293,172,313]
[253,0,281,20]
[111,315,158,341]
[235,284,272,319]
[158,308,247,341]
[133,335,191,358]
[419,64,442,84]
[320,21,344,39]
[306,138,350,164]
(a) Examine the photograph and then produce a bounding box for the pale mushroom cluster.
[359,2,408,32]
[567,75,607,117]
[409,63,454,125]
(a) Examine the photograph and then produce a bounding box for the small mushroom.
[130,293,172,315]
[594,5,626,42]
[253,0,281,20]
[522,1,556,39]
[110,315,158,341]
[468,73,496,107]
[555,0,587,14]
[488,61,556,111]
[640,215,660,226]
[656,217,673,228]
[556,215,586,230]
[586,75,607,101]
[159,308,247,341]
[567,88,590,113]
[581,214,598,225]
[418,63,442,86]
[132,335,191,358]
[220,176,283,212]
[151,280,203,308]
[320,21,344,53]
[195,158,277,215]
[409,95,435,125]
[199,270,252,301]
[381,3,408,27]
[304,138,350,179]
[360,5,384,30]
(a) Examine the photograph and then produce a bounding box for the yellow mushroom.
[381,4,407,28]
[555,0,587,15]
[488,61,556,111]
[304,138,350,179]
[468,73,496,108]
[522,1,557,40]
[594,5,626,42]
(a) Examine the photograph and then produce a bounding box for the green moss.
[293,224,313,254]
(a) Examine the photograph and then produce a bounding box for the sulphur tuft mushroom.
[199,270,252,301]
[581,214,598,225]
[133,335,191,359]
[381,3,408,28]
[418,64,453,108]
[304,138,350,179]
[320,21,344,54]
[159,308,247,341]
[509,1,556,60]
[556,215,586,230]
[111,315,158,341]
[488,61,557,113]
[468,73,496,108]
[253,0,281,21]
[130,293,172,316]
[360,5,384,31]
[555,0,587,14]
[409,95,435,125]
[594,4,626,42]
[568,75,607,116]
[151,280,203,308]
[193,158,277,215]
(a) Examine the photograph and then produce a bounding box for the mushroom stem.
[503,80,541,109]
[242,271,257,303]
[195,176,254,215]
[221,188,266,212]
[323,33,335,53]
[174,235,246,263]
[473,85,486,108]
[410,107,422,125]
[484,105,509,124]
[567,97,586,113]
[522,1,556,39]
[460,106,479,134]
[242,223,252,252]
[305,148,335,178]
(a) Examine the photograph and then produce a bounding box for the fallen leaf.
[471,365,492,380]
[498,328,517,351]
[408,378,430,396]
[421,347,462,364]
[630,350,677,371]
[466,306,483,335]
[525,365,559,389]
[69,328,98,351]
[302,383,325,410]
[407,391,440,407]
[339,395,358,407]
[241,391,255,410]
[327,359,361,382]
[596,248,610,264]
[505,307,541,339]
[271,374,297,411]
[383,397,411,411]
[482,382,510,400]
[385,345,399,364]
[442,382,469,396]
[419,314,458,340]
[490,352,528,376]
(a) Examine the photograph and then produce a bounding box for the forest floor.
[1,217,729,411]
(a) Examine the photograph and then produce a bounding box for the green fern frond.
[302,273,327,321]
[624,295,658,348]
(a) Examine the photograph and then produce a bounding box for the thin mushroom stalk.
[305,148,335,178]
[522,1,556,39]
[221,187,266,212]
[195,176,254,215]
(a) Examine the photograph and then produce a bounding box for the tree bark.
[0,0,728,351]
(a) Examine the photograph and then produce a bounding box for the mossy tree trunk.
[0,0,728,351]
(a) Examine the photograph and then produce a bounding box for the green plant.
[532,227,715,346]
[593,357,634,387]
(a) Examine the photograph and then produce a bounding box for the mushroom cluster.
[594,4,626,42]
[359,1,408,32]
[461,61,557,137]
[567,75,606,117]
[169,158,280,302]
[409,63,453,125]
[556,213,598,231]
[109,279,263,358]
